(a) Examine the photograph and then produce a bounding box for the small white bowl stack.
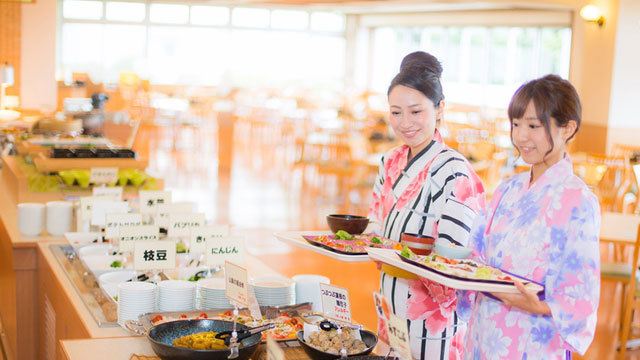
[157,280,196,312]
[117,281,157,327]
[197,278,232,309]
[249,276,296,307]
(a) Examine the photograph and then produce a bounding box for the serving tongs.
[215,323,275,346]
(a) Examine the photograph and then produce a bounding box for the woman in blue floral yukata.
[458,75,601,360]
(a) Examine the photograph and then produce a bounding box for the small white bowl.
[434,240,473,259]
[81,255,127,276]
[78,244,113,258]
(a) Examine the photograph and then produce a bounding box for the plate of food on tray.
[302,230,402,255]
[396,246,544,292]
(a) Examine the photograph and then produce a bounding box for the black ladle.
[215,323,275,346]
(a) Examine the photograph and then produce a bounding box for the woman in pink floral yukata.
[369,51,485,360]
[458,75,601,360]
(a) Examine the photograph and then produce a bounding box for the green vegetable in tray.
[371,237,382,244]
[110,260,122,268]
[334,230,354,240]
[176,242,187,253]
[400,245,416,259]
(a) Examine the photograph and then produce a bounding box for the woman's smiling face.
[388,85,443,157]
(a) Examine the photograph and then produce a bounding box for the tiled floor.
[133,119,639,359]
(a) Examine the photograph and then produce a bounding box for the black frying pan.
[147,319,261,360]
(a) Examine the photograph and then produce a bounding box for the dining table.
[599,211,640,245]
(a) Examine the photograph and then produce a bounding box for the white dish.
[78,244,113,257]
[366,248,544,294]
[81,254,127,277]
[65,232,103,249]
[274,231,371,262]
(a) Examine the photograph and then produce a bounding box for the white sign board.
[105,213,143,239]
[90,167,118,185]
[205,236,245,267]
[168,213,205,237]
[90,200,129,227]
[139,191,171,214]
[225,261,249,306]
[119,225,160,252]
[155,202,194,228]
[320,283,352,324]
[92,186,123,200]
[388,313,411,360]
[134,240,176,271]
[189,225,229,254]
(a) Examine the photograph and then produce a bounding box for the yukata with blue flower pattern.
[458,154,601,360]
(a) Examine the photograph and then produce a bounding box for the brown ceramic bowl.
[326,214,369,235]
[401,233,435,255]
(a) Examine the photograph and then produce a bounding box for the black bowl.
[326,214,369,235]
[296,329,377,360]
[148,319,261,360]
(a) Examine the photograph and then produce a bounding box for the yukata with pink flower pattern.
[370,129,485,360]
[457,155,600,360]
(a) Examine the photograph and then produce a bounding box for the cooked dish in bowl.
[173,331,227,350]
[306,328,367,355]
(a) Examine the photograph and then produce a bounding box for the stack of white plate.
[117,281,156,327]
[197,278,232,309]
[158,280,196,312]
[250,276,295,307]
[99,270,137,300]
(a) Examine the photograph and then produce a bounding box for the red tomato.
[180,314,188,319]
[152,315,163,323]
[199,313,208,319]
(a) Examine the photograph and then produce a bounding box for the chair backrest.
[624,223,640,301]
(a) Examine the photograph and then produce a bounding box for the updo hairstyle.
[388,51,445,109]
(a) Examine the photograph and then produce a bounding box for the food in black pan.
[173,331,227,350]
[307,328,367,355]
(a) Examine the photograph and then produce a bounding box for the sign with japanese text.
[155,202,194,228]
[119,225,160,252]
[90,167,118,185]
[320,283,352,323]
[168,213,205,237]
[206,236,245,267]
[105,213,143,239]
[134,240,176,271]
[388,313,411,360]
[79,195,112,221]
[189,225,229,254]
[90,200,129,226]
[265,334,285,360]
[92,186,123,200]
[139,191,171,214]
[225,261,248,306]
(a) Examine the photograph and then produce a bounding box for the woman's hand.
[374,260,383,270]
[490,280,551,316]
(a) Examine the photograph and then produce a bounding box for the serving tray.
[274,231,371,262]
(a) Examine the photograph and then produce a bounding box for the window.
[191,6,229,26]
[371,25,571,108]
[106,2,145,22]
[150,3,189,24]
[310,12,345,32]
[271,10,309,30]
[232,7,270,28]
[63,0,103,20]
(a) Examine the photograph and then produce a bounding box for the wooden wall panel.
[0,2,21,97]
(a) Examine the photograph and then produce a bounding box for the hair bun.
[399,51,443,77]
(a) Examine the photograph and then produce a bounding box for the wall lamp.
[580,5,605,27]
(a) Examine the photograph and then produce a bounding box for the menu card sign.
[90,167,118,185]
[206,236,245,267]
[225,261,249,306]
[319,283,352,323]
[388,313,411,359]
[139,191,171,214]
[155,202,194,228]
[79,195,112,221]
[92,186,123,200]
[90,200,129,226]
[265,334,285,360]
[168,213,205,237]
[134,240,176,271]
[189,225,229,254]
[105,213,143,239]
[119,225,160,252]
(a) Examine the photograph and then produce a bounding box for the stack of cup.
[158,280,196,312]
[45,201,73,236]
[292,274,330,312]
[117,282,157,327]
[17,203,45,237]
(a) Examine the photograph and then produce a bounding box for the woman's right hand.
[374,260,383,270]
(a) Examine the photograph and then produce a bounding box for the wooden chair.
[617,223,640,359]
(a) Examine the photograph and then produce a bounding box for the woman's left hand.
[490,280,551,316]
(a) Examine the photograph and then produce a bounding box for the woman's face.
[388,85,443,157]
[512,100,573,179]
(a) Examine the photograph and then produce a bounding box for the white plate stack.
[250,276,296,307]
[197,278,232,309]
[117,281,157,327]
[158,280,196,312]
